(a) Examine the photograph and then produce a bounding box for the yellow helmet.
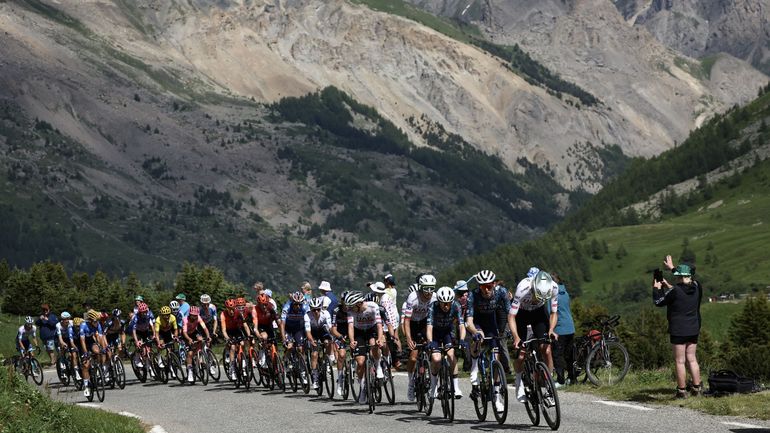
[87,309,100,321]
[160,306,171,316]
[73,317,84,326]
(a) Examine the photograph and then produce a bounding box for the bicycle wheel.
[93,364,106,402]
[316,359,326,396]
[131,352,146,383]
[348,357,358,401]
[524,366,541,426]
[472,362,488,421]
[169,352,185,384]
[114,357,126,390]
[297,352,310,394]
[382,358,395,404]
[442,360,455,422]
[29,358,44,385]
[420,357,432,415]
[206,349,221,382]
[341,357,350,400]
[86,365,95,402]
[154,355,168,384]
[366,356,375,414]
[286,354,298,392]
[325,356,335,398]
[373,360,382,404]
[56,356,70,386]
[491,359,508,424]
[249,349,261,387]
[222,347,232,382]
[535,361,560,430]
[586,340,630,386]
[198,351,210,385]
[273,351,286,392]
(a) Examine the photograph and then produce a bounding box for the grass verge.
[566,368,770,420]
[0,366,144,433]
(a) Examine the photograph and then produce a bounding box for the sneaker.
[554,382,563,389]
[157,358,165,368]
[358,381,367,404]
[376,365,384,379]
[312,380,319,390]
[675,388,688,399]
[329,354,336,363]
[430,376,438,399]
[407,381,415,402]
[690,383,703,397]
[83,387,91,398]
[336,378,344,396]
[544,394,555,407]
[495,387,505,412]
[301,371,308,385]
[469,368,479,386]
[135,360,143,369]
[75,371,82,381]
[187,369,194,383]
[516,383,527,403]
[453,377,462,399]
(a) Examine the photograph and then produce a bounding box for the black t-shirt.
[653,280,702,336]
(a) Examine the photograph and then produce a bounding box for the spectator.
[383,274,397,304]
[36,304,58,366]
[495,279,513,374]
[454,280,471,371]
[176,293,190,320]
[318,280,338,312]
[653,255,703,398]
[551,272,575,386]
[301,281,313,302]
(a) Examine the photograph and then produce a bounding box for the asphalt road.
[44,367,770,433]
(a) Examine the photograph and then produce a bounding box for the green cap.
[673,264,692,276]
[175,293,186,300]
[135,295,144,301]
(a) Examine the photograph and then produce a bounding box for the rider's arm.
[426,324,433,342]
[220,312,230,340]
[200,319,210,340]
[347,320,355,345]
[304,313,314,345]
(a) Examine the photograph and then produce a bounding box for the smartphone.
[653,268,663,283]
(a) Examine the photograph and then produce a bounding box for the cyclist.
[16,316,40,357]
[330,291,350,396]
[254,293,279,367]
[220,298,253,381]
[427,286,466,399]
[346,291,385,405]
[181,306,211,383]
[403,274,437,402]
[400,283,419,329]
[155,306,179,368]
[79,310,105,398]
[56,312,81,381]
[199,294,219,340]
[280,291,310,385]
[132,295,144,316]
[104,309,126,355]
[465,269,510,412]
[370,282,402,370]
[305,297,334,390]
[509,269,559,403]
[129,302,156,369]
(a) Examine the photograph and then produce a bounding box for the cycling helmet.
[200,294,211,304]
[87,310,100,321]
[476,270,496,285]
[370,281,386,294]
[436,286,455,303]
[100,312,109,321]
[112,308,121,317]
[137,302,149,313]
[60,311,72,320]
[169,300,180,312]
[309,297,323,310]
[365,293,380,303]
[340,290,350,301]
[189,306,200,316]
[257,294,270,305]
[418,274,436,292]
[527,267,540,278]
[384,274,395,286]
[24,316,34,325]
[408,283,419,294]
[73,317,84,326]
[345,291,364,306]
[134,295,144,301]
[160,306,172,316]
[532,271,554,302]
[235,297,247,307]
[225,299,235,309]
[290,291,304,303]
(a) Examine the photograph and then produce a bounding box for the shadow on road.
[470,423,538,431]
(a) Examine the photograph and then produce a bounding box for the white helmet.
[532,271,554,302]
[436,286,455,303]
[370,281,386,294]
[418,274,436,292]
[24,316,34,325]
[309,297,323,309]
[345,292,364,306]
[476,270,496,285]
[200,294,211,303]
[408,283,419,294]
[169,300,180,312]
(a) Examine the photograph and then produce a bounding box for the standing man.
[175,293,190,321]
[654,255,703,398]
[495,279,513,375]
[454,280,471,372]
[36,304,59,366]
[319,281,338,312]
[551,272,575,386]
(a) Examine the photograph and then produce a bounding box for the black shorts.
[514,307,550,341]
[431,328,454,348]
[311,328,330,342]
[353,327,378,356]
[670,334,699,345]
[226,328,245,341]
[135,329,153,343]
[158,330,174,343]
[409,319,428,343]
[84,336,100,351]
[106,332,122,347]
[257,324,275,340]
[285,327,305,345]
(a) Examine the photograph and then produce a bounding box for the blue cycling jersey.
[427,301,464,330]
[466,288,511,333]
[128,311,155,332]
[281,302,309,330]
[79,322,103,339]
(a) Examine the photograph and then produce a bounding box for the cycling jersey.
[403,292,436,321]
[427,301,464,330]
[199,304,218,324]
[129,311,155,332]
[281,302,309,331]
[255,304,278,326]
[509,277,558,315]
[56,322,74,341]
[222,310,245,331]
[79,322,103,339]
[466,287,511,334]
[17,325,37,342]
[182,316,205,336]
[348,301,382,330]
[380,292,399,329]
[104,318,125,335]
[155,315,178,333]
[331,306,349,330]
[304,310,333,333]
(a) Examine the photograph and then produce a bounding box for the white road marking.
[595,400,653,411]
[149,426,168,433]
[118,411,142,419]
[722,421,766,429]
[77,402,101,408]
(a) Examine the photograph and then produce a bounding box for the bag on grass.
[707,370,757,395]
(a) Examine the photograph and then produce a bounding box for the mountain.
[0,0,765,286]
[615,0,770,76]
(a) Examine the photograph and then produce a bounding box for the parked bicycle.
[572,315,630,386]
[520,337,560,430]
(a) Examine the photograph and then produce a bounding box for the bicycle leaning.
[572,314,630,386]
[519,336,560,430]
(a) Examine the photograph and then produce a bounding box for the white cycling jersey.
[347,301,382,330]
[304,310,333,332]
[509,277,558,315]
[380,292,399,329]
[403,291,436,322]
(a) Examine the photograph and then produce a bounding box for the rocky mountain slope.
[615,0,770,76]
[0,0,766,285]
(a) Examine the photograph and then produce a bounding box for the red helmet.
[225,299,235,309]
[189,306,200,316]
[257,294,270,305]
[235,297,247,307]
[100,312,109,321]
[137,302,149,313]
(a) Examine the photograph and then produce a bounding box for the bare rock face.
[617,0,770,76]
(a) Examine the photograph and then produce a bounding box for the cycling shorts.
[513,306,549,341]
[409,319,428,344]
[431,328,454,348]
[353,327,378,356]
[257,324,275,340]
